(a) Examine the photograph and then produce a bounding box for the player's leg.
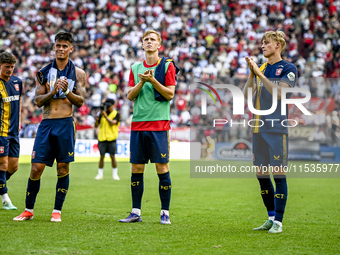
[109,141,119,180]
[267,133,288,234]
[156,163,171,224]
[14,162,46,221]
[6,137,20,181]
[119,163,144,223]
[253,133,275,230]
[6,157,18,181]
[0,155,16,209]
[0,137,17,210]
[2,157,19,210]
[150,130,171,224]
[95,141,106,180]
[51,162,70,222]
[120,131,146,223]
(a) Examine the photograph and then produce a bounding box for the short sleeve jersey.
[0,75,23,137]
[253,60,298,134]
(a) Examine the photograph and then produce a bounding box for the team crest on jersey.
[32,151,35,159]
[275,68,283,75]
[14,84,19,91]
[0,147,4,154]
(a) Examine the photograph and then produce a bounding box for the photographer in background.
[94,99,121,181]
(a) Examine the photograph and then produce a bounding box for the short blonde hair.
[142,30,162,43]
[262,30,286,52]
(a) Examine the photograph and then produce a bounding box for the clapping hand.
[138,69,154,83]
[245,56,261,76]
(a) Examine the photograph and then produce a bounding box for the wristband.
[64,88,70,96]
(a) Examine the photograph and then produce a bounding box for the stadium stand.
[0,0,339,144]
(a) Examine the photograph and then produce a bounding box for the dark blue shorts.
[32,117,76,167]
[253,132,288,167]
[0,136,20,158]
[130,130,169,164]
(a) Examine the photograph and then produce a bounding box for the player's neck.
[267,53,282,65]
[0,74,10,82]
[144,52,159,66]
[55,58,69,71]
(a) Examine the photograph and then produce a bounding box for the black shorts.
[98,140,117,156]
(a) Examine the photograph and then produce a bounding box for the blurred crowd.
[0,0,340,143]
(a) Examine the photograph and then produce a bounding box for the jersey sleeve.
[165,62,176,86]
[19,79,23,96]
[128,69,135,87]
[280,64,298,87]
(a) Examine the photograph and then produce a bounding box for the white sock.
[160,209,169,216]
[132,208,141,216]
[52,209,61,215]
[1,193,10,203]
[25,208,33,213]
[269,216,275,221]
[274,220,282,227]
[98,168,103,176]
[112,168,118,176]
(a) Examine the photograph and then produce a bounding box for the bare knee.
[57,162,69,176]
[131,164,145,174]
[0,157,8,171]
[31,163,45,179]
[156,163,169,174]
[8,157,19,173]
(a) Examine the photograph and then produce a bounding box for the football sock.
[25,177,41,210]
[6,171,13,181]
[54,174,69,210]
[0,171,7,196]
[274,220,283,227]
[112,168,118,176]
[52,209,61,215]
[98,168,103,176]
[257,175,275,217]
[1,193,10,203]
[131,173,144,209]
[158,171,171,211]
[274,175,288,222]
[160,209,169,216]
[132,208,141,216]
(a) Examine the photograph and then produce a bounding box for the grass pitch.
[0,158,339,254]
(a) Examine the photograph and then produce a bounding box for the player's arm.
[59,68,85,108]
[243,56,256,98]
[35,80,59,108]
[258,74,289,99]
[248,58,289,99]
[139,69,175,101]
[19,97,22,131]
[127,80,145,101]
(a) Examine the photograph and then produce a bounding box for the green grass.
[1,160,340,254]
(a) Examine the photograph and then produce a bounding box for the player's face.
[142,33,161,53]
[0,63,15,80]
[261,38,279,58]
[54,40,73,60]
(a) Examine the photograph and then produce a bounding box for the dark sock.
[54,174,70,211]
[6,171,13,181]
[0,171,7,195]
[257,175,275,217]
[274,175,288,222]
[131,173,144,209]
[25,178,41,210]
[158,171,171,210]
